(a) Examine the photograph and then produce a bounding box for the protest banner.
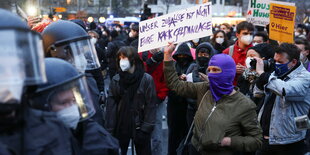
[269,1,296,43]
[246,0,271,27]
[138,2,212,52]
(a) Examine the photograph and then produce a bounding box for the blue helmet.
[42,20,100,72]
[30,58,95,121]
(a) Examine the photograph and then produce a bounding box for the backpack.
[228,45,234,57]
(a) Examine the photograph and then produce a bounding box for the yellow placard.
[269,2,296,43]
[54,7,67,12]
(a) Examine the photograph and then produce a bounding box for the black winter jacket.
[105,73,157,135]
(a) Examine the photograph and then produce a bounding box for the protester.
[89,21,97,30]
[210,30,229,53]
[295,38,310,71]
[223,21,255,86]
[105,46,157,155]
[100,26,111,48]
[220,23,236,45]
[237,43,275,104]
[106,30,126,79]
[164,43,262,155]
[125,24,139,48]
[189,38,201,49]
[115,24,127,40]
[185,42,217,154]
[295,25,307,40]
[255,43,310,155]
[88,30,107,92]
[139,48,169,155]
[253,32,269,46]
[30,58,119,154]
[186,42,217,83]
[167,43,195,155]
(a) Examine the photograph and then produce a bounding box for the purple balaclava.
[208,54,236,102]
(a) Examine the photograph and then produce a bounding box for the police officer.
[0,8,73,155]
[41,20,104,126]
[30,58,119,154]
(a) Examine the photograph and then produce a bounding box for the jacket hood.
[195,42,217,64]
[172,43,193,61]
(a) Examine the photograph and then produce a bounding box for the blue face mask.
[274,62,290,76]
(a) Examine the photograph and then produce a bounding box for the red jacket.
[223,41,252,85]
[139,52,169,100]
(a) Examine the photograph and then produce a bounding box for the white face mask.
[115,27,121,32]
[303,32,307,35]
[102,31,107,36]
[215,28,219,31]
[56,104,80,129]
[252,42,259,46]
[245,57,254,68]
[129,32,133,38]
[192,39,199,44]
[295,32,300,36]
[240,35,253,45]
[90,38,97,45]
[119,59,131,71]
[215,38,224,44]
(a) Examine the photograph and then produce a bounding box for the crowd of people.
[0,7,310,155]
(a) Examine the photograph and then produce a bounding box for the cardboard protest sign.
[246,0,271,27]
[269,1,296,43]
[138,3,212,52]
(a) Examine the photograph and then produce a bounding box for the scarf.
[116,68,145,138]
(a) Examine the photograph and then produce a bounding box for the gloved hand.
[151,51,164,62]
[146,51,164,65]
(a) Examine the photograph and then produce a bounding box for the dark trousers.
[256,139,306,155]
[167,97,188,155]
[118,136,151,155]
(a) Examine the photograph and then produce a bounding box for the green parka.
[164,61,262,155]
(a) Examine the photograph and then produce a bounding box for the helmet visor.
[20,30,47,85]
[45,77,95,121]
[55,39,100,72]
[0,30,25,103]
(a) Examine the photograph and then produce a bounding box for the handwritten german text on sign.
[269,1,296,43]
[138,3,212,52]
[246,0,270,27]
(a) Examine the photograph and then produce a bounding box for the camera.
[249,58,275,71]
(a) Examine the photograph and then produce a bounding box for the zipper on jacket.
[198,102,217,151]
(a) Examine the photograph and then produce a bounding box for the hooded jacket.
[164,61,262,155]
[187,43,217,83]
[172,43,196,75]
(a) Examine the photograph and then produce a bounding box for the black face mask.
[197,57,210,68]
[177,57,190,66]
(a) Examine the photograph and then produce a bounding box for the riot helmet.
[0,9,46,103]
[42,20,100,73]
[30,58,95,129]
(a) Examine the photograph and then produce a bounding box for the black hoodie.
[172,43,195,75]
